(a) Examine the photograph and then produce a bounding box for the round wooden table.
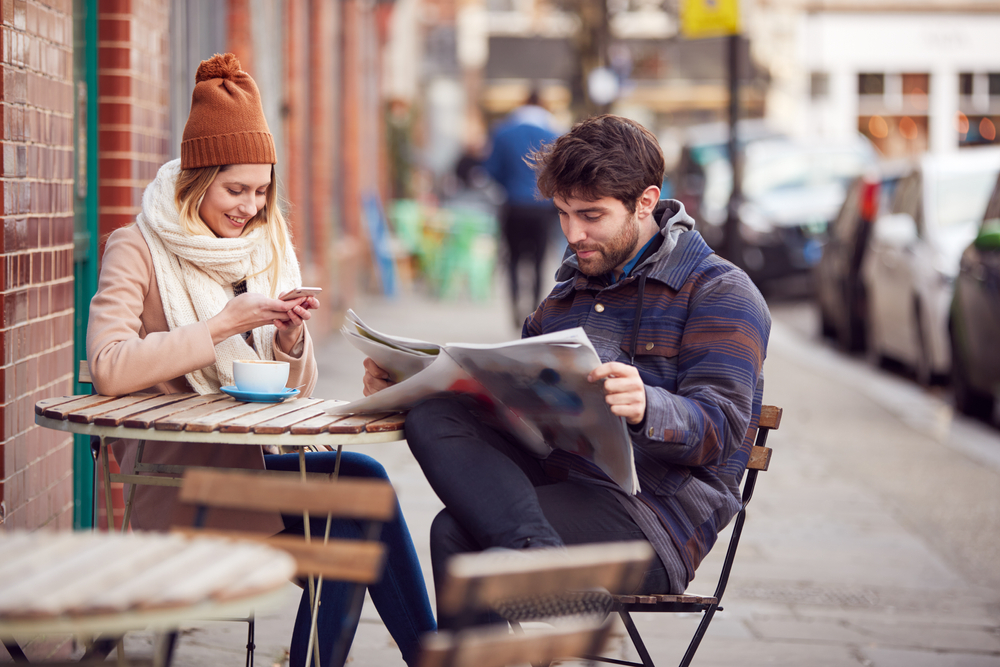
[34,393,406,532]
[0,530,296,664]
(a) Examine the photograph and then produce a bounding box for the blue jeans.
[264,451,436,667]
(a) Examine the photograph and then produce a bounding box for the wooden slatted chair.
[173,468,397,667]
[418,541,655,667]
[585,404,783,667]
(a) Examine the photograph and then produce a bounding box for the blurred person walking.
[484,89,561,326]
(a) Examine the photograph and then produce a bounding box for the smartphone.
[279,287,322,301]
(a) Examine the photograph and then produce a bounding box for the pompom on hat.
[181,53,276,169]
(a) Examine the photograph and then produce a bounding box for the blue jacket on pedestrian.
[484,105,560,206]
[523,199,771,592]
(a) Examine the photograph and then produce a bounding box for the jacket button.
[648,427,655,437]
[645,342,654,351]
[595,303,605,313]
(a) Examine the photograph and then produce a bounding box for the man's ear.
[636,185,661,219]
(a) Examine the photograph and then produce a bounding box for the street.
[114,287,1000,667]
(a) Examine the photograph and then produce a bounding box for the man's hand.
[363,358,395,396]
[588,362,646,425]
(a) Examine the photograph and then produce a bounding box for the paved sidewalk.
[26,287,1000,666]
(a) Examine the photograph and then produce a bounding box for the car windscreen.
[933,170,999,230]
[742,147,871,200]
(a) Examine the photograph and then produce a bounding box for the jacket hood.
[555,198,696,282]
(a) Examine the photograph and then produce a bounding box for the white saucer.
[220,386,300,403]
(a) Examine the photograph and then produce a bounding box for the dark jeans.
[404,396,670,627]
[501,203,556,314]
[263,451,436,667]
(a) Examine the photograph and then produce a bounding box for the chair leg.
[677,606,717,667]
[2,638,29,662]
[619,610,655,667]
[120,441,145,534]
[246,615,256,667]
[153,631,178,667]
[79,635,119,661]
[100,437,115,532]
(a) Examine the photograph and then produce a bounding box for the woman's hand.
[274,296,319,354]
[588,362,646,425]
[363,358,395,396]
[206,293,318,347]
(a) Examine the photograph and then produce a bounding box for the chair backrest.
[419,541,654,667]
[79,359,92,385]
[747,404,781,474]
[174,468,397,583]
[708,403,782,604]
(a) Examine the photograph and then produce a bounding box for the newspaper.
[333,309,639,494]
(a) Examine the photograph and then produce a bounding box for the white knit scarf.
[137,159,301,394]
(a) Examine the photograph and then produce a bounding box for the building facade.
[748,0,1000,156]
[2,0,395,532]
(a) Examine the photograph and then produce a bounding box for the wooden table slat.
[42,394,121,420]
[183,400,286,433]
[290,414,346,435]
[32,540,171,616]
[67,394,165,424]
[219,398,325,434]
[142,544,278,609]
[252,399,347,434]
[0,539,124,612]
[35,395,90,416]
[366,413,406,432]
[154,398,240,431]
[328,413,395,434]
[122,395,227,429]
[94,393,200,426]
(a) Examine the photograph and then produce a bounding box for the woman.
[86,53,434,666]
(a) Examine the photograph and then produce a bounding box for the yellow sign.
[680,0,740,38]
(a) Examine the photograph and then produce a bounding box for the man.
[364,115,770,622]
[483,89,561,326]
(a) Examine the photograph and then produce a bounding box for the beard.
[570,211,641,276]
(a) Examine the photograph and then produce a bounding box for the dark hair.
[530,115,664,213]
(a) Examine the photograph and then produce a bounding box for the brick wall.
[0,0,76,530]
[96,0,170,247]
[93,0,170,530]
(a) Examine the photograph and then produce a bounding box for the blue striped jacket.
[524,200,770,592]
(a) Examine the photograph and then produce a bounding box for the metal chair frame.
[585,404,781,667]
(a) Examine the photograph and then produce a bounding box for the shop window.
[989,73,1000,96]
[901,73,929,96]
[959,73,974,96]
[859,73,884,96]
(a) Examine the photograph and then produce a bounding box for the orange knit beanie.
[181,53,276,169]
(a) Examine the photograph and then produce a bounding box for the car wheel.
[914,316,933,387]
[950,327,994,419]
[845,283,867,354]
[819,305,837,341]
[913,301,934,387]
[865,311,885,369]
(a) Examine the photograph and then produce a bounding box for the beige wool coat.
[87,224,318,533]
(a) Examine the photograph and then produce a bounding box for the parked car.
[686,135,876,293]
[863,146,1000,385]
[949,180,1000,419]
[814,161,907,351]
[672,119,785,247]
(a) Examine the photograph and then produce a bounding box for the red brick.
[98,17,130,42]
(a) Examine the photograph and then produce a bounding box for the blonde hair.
[174,164,290,296]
